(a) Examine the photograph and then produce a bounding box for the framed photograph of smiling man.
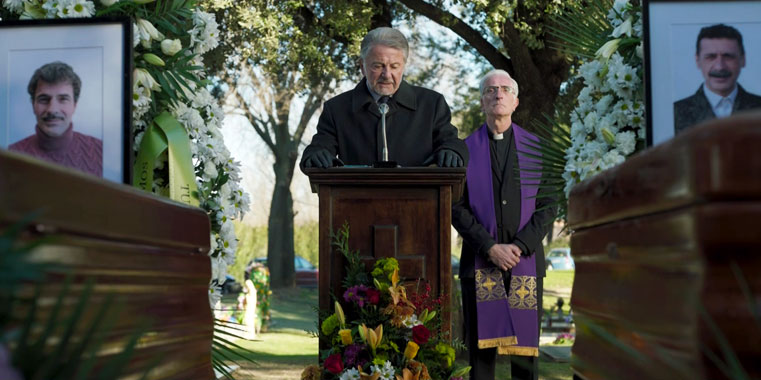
[0,17,131,183]
[644,0,761,146]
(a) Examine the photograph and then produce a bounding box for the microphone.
[373,96,398,168]
[379,100,389,161]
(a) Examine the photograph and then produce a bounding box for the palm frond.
[547,0,613,58]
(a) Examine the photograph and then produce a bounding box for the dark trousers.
[461,275,543,380]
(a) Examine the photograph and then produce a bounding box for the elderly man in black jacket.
[300,27,467,169]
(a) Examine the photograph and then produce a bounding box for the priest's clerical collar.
[492,132,504,140]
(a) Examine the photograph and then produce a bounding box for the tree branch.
[396,0,514,74]
[234,89,276,151]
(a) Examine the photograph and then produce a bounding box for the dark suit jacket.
[300,78,468,169]
[452,130,555,279]
[674,84,761,134]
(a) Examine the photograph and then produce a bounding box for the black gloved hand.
[303,148,335,168]
[422,149,464,167]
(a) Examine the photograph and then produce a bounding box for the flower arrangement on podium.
[301,224,470,380]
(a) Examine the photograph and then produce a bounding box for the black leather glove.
[423,149,464,167]
[303,148,335,168]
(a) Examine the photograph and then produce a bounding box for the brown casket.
[0,150,214,379]
[567,112,761,380]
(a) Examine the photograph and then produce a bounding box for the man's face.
[696,38,746,97]
[480,74,519,118]
[33,80,77,137]
[361,44,405,96]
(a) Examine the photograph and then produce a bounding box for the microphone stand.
[374,100,398,168]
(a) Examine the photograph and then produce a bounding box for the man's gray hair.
[479,69,519,97]
[28,61,82,102]
[360,27,409,62]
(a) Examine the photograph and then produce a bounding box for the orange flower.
[395,368,421,380]
[406,360,432,380]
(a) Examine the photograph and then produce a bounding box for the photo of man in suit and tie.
[674,24,761,135]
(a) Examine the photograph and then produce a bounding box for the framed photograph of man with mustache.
[0,17,131,183]
[644,0,761,146]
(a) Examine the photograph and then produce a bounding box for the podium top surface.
[0,149,210,252]
[304,166,466,200]
[567,111,761,230]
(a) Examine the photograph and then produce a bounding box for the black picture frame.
[0,17,132,183]
[643,0,761,146]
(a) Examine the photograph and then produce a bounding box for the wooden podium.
[305,167,465,337]
[567,112,761,380]
[0,150,213,379]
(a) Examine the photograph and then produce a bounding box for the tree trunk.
[267,143,299,288]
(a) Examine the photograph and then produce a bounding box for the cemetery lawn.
[229,271,574,379]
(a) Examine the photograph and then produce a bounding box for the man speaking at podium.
[300,27,467,169]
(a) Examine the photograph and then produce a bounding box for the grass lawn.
[228,271,575,379]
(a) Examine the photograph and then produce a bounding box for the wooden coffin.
[0,150,214,379]
[567,112,761,380]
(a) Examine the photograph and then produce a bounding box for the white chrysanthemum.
[615,131,637,155]
[42,0,65,17]
[402,314,421,328]
[208,283,222,309]
[372,361,395,380]
[211,255,227,284]
[579,60,604,88]
[609,0,630,22]
[601,149,625,169]
[338,368,360,380]
[133,85,151,108]
[190,10,220,55]
[64,0,94,17]
[2,0,24,13]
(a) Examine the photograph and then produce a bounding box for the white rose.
[161,38,182,56]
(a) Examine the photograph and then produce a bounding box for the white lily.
[596,39,621,60]
[611,16,633,38]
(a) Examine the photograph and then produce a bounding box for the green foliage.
[331,222,370,288]
[212,319,258,379]
[294,221,319,267]
[519,115,572,221]
[229,221,268,281]
[546,0,613,59]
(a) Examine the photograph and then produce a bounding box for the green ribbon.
[133,112,199,207]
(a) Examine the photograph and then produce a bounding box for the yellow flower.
[335,301,346,328]
[339,329,353,345]
[404,341,419,360]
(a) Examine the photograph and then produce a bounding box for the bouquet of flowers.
[562,0,646,196]
[301,224,470,380]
